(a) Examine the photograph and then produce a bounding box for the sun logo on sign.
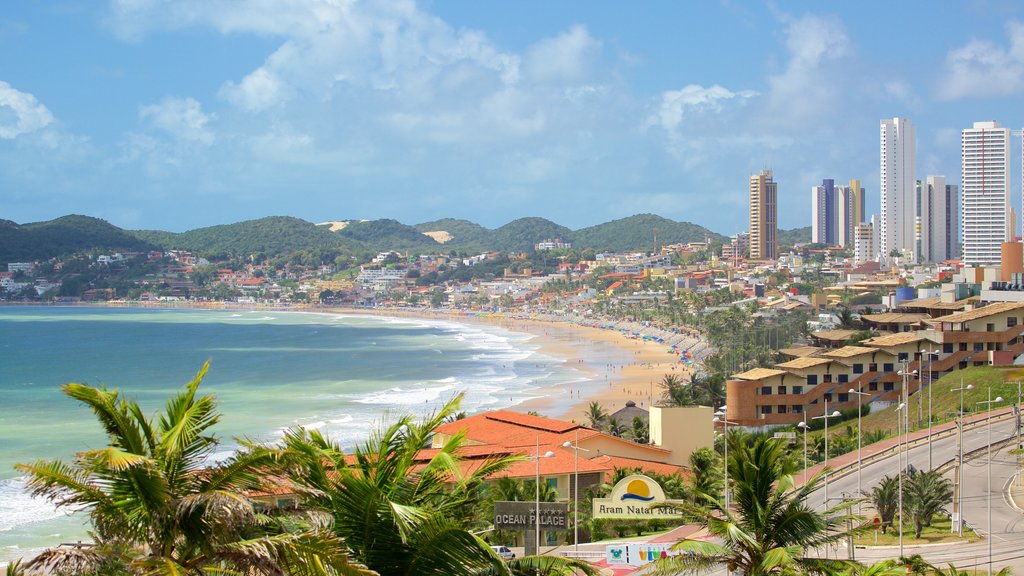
[621,478,655,502]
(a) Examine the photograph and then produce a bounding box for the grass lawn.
[854,514,980,546]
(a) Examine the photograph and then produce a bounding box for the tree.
[586,401,608,429]
[631,416,649,444]
[651,435,862,576]
[16,362,364,576]
[271,396,597,576]
[870,474,899,534]
[904,469,953,538]
[687,447,722,503]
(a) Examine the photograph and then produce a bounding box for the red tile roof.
[588,454,688,479]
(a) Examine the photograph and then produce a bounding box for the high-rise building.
[915,176,958,263]
[849,179,865,227]
[836,184,854,247]
[749,169,777,260]
[961,121,1010,266]
[811,182,830,244]
[880,117,916,262]
[854,221,875,265]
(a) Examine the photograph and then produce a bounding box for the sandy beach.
[323,307,708,423]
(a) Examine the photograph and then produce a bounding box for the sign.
[592,474,684,520]
[606,543,676,566]
[493,501,568,531]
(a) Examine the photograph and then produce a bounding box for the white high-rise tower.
[961,121,1010,266]
[880,117,916,262]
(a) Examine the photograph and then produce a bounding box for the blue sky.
[3,1,1024,235]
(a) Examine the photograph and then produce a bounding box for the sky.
[3,1,1024,235]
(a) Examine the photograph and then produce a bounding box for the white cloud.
[650,84,757,132]
[939,21,1024,100]
[764,14,850,125]
[0,81,54,139]
[219,68,289,112]
[524,25,601,83]
[138,96,215,144]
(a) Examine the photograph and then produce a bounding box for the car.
[490,545,515,560]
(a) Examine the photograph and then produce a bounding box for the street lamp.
[562,432,590,555]
[812,399,841,507]
[924,349,940,468]
[848,388,870,503]
[898,365,917,436]
[713,411,739,509]
[530,439,556,556]
[977,388,1003,576]
[896,402,907,557]
[951,381,973,537]
[797,419,809,486]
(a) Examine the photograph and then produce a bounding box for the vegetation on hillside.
[132,216,355,259]
[573,213,725,251]
[0,215,156,265]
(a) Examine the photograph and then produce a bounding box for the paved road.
[805,411,1024,571]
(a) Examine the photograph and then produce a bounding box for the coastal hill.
[0,215,157,263]
[0,213,769,263]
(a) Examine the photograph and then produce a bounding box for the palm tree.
[586,401,608,429]
[659,373,692,406]
[605,417,626,438]
[904,469,953,537]
[651,435,862,576]
[272,396,597,576]
[687,447,722,504]
[871,475,899,534]
[16,362,365,576]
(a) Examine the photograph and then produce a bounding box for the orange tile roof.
[588,454,689,479]
[435,410,592,448]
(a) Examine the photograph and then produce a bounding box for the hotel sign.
[493,501,568,531]
[592,474,684,519]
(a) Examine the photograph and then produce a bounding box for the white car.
[490,545,515,560]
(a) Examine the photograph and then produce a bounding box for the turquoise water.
[0,307,619,564]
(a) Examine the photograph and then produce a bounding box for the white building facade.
[961,121,1010,266]
[880,117,916,262]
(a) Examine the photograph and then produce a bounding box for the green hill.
[335,219,440,251]
[133,216,352,257]
[488,217,573,253]
[777,226,812,247]
[414,218,491,249]
[0,215,156,265]
[573,214,724,251]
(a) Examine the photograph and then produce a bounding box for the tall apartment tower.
[811,180,832,244]
[880,117,916,262]
[849,179,865,226]
[961,121,1010,266]
[915,176,958,263]
[749,169,778,260]
[836,184,855,246]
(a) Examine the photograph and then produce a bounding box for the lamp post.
[797,419,809,486]
[530,438,555,557]
[924,349,940,468]
[713,411,738,509]
[812,399,841,507]
[848,388,870,503]
[898,365,917,436]
[896,402,907,557]
[977,388,1003,576]
[951,380,973,536]
[562,432,590,555]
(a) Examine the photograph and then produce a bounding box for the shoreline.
[3,301,710,423]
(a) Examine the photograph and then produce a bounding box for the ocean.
[0,306,623,564]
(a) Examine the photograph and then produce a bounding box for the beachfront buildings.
[916,176,958,263]
[812,179,863,247]
[880,117,916,263]
[749,169,777,260]
[726,299,1024,427]
[961,121,1011,267]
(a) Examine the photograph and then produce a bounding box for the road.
[806,412,1024,571]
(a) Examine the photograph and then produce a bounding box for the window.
[777,386,787,395]
[824,393,832,402]
[869,363,878,371]
[777,405,788,414]
[546,478,557,490]
[838,393,849,403]
[884,382,894,391]
[944,343,954,353]
[1008,316,1018,328]
[792,386,803,394]
[959,343,968,351]
[838,374,849,383]
[793,405,804,413]
[883,363,894,372]
[760,406,773,414]
[898,353,908,363]
[761,386,772,395]
[824,374,833,383]
[869,382,878,391]
[853,363,864,374]
[987,323,995,332]
[974,343,984,352]
[807,375,818,385]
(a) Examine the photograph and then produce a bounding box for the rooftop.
[928,301,1024,324]
[862,332,927,347]
[731,367,788,380]
[776,357,834,370]
[821,346,878,359]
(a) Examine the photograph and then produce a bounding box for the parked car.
[490,545,515,560]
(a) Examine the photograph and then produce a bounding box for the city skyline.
[3,2,1024,233]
